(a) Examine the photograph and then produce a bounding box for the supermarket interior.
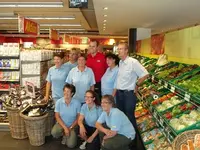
[0,0,200,150]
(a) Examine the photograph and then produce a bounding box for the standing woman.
[101,53,119,97]
[51,83,81,148]
[78,90,102,150]
[66,54,96,104]
[44,52,71,102]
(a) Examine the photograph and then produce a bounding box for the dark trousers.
[95,82,102,101]
[84,124,100,150]
[99,125,131,150]
[116,90,137,128]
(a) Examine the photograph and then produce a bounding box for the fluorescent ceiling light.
[0,16,75,20]
[0,2,63,8]
[103,20,107,22]
[40,24,81,27]
[59,31,88,34]
[103,7,108,10]
[103,15,107,17]
[41,28,85,31]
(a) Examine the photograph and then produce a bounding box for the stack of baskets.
[6,106,28,139]
[20,112,48,146]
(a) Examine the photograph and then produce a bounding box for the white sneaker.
[79,141,87,149]
[61,136,67,145]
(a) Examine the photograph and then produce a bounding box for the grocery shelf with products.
[133,55,200,150]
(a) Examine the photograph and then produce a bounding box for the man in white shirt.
[115,42,149,128]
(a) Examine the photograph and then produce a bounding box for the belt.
[117,89,134,92]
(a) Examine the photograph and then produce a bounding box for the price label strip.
[184,93,191,102]
[164,82,168,88]
[170,86,175,93]
[151,75,155,81]
[160,118,164,127]
[158,80,162,85]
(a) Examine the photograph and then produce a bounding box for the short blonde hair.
[118,42,129,50]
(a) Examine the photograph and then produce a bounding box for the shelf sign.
[18,15,40,35]
[170,86,175,93]
[49,29,59,40]
[158,80,162,85]
[184,93,191,102]
[164,82,168,88]
[151,75,155,81]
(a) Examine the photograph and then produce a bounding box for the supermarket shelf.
[21,59,52,64]
[0,56,19,59]
[0,68,20,71]
[0,123,9,131]
[0,79,20,82]
[21,74,40,77]
[0,89,10,92]
[0,110,7,113]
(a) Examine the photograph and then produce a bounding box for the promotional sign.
[151,34,165,55]
[64,34,70,43]
[49,29,59,40]
[18,16,40,35]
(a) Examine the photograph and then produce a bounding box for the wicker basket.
[20,112,48,146]
[45,110,55,136]
[6,106,28,139]
[172,129,200,150]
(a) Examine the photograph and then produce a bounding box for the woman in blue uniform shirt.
[78,90,102,150]
[51,83,81,148]
[101,53,119,97]
[96,95,135,150]
[44,52,71,102]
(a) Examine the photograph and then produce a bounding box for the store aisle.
[0,131,144,150]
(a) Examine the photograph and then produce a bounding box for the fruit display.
[145,137,172,150]
[156,96,183,112]
[164,103,197,120]
[135,108,148,118]
[178,74,200,95]
[138,117,156,133]
[141,128,163,143]
[156,64,185,79]
[169,110,200,131]
[136,114,153,125]
[151,93,176,106]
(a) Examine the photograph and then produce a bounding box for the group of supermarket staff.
[44,40,149,150]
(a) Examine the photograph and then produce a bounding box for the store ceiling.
[0,0,98,34]
[93,0,200,35]
[1,0,200,37]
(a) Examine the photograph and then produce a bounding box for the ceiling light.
[0,16,75,20]
[41,28,85,31]
[103,23,106,26]
[103,7,108,10]
[59,31,88,34]
[0,2,63,7]
[40,24,81,27]
[103,15,107,17]
[103,20,107,22]
[103,29,106,31]
[103,26,106,29]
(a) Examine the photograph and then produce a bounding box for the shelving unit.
[134,55,200,149]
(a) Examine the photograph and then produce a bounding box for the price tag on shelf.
[153,112,157,119]
[151,75,155,81]
[184,93,191,102]
[170,86,175,93]
[164,82,168,88]
[160,118,164,127]
[158,80,162,85]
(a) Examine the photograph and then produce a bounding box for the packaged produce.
[141,128,163,143]
[138,118,156,132]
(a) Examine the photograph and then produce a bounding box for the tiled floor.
[0,131,145,150]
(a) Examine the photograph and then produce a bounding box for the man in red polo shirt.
[86,40,107,98]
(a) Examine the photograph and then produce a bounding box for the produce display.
[169,110,200,131]
[164,103,196,120]
[151,93,176,106]
[135,108,148,118]
[156,96,182,112]
[145,137,172,150]
[138,117,156,133]
[136,114,153,125]
[141,128,163,143]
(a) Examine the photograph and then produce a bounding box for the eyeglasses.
[84,96,94,99]
[101,101,110,104]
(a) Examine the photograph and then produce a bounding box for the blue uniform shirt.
[46,64,71,101]
[64,61,77,70]
[66,66,96,103]
[101,66,118,96]
[55,97,81,127]
[97,108,135,140]
[80,104,102,127]
[116,56,148,90]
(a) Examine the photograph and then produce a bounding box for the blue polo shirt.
[55,97,81,127]
[66,66,96,103]
[97,108,135,140]
[46,64,71,101]
[101,66,118,96]
[80,104,102,127]
[64,61,77,70]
